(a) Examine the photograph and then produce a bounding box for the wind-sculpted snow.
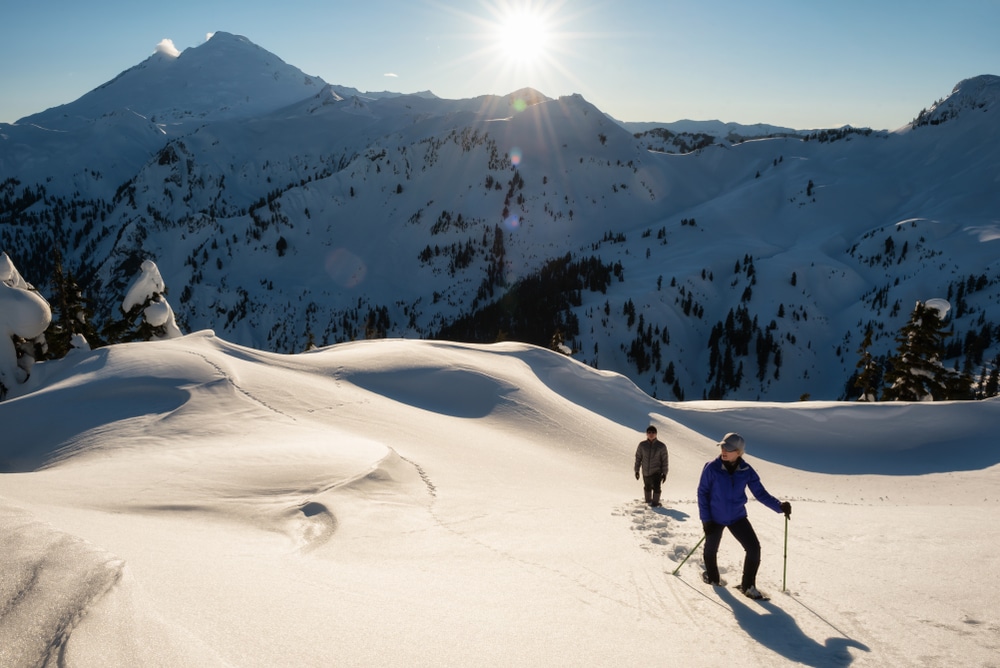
[347,366,519,418]
[0,505,125,667]
[0,333,997,666]
[341,340,650,424]
[656,398,1000,474]
[0,376,189,472]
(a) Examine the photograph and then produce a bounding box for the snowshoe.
[736,584,768,601]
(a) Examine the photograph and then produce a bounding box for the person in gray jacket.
[634,425,669,507]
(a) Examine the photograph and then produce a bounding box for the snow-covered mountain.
[20,32,329,130]
[1,32,998,401]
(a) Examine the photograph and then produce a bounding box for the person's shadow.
[652,506,689,522]
[716,588,870,667]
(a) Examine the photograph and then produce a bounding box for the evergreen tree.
[45,253,72,358]
[853,326,881,401]
[882,301,973,401]
[101,310,133,345]
[981,355,1000,398]
[45,250,100,357]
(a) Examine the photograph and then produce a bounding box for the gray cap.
[719,432,746,452]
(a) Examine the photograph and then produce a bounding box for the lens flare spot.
[512,98,528,113]
[510,147,522,166]
[504,215,521,230]
[324,248,367,288]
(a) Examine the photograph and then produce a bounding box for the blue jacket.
[697,457,783,526]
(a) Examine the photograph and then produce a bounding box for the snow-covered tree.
[882,301,973,401]
[0,252,52,399]
[118,260,183,342]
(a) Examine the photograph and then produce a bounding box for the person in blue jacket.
[697,432,791,600]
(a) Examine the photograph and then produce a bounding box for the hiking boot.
[701,571,725,586]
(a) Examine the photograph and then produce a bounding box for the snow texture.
[1,332,998,666]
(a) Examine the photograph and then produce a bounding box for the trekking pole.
[782,514,789,592]
[671,534,705,576]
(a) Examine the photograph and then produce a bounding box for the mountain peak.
[195,31,270,58]
[21,32,328,129]
[949,74,1000,108]
[911,74,1000,129]
[506,87,549,107]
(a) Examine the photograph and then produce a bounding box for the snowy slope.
[19,32,330,130]
[1,35,999,402]
[1,333,998,666]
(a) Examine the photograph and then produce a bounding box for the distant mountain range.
[2,31,999,401]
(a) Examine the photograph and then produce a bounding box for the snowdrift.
[1,332,997,666]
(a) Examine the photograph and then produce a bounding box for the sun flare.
[494,8,550,65]
[441,0,585,107]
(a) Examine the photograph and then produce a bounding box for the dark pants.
[703,516,761,589]
[642,474,662,504]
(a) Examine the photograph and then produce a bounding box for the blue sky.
[2,0,998,129]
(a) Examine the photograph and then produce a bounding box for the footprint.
[619,500,677,553]
[289,501,337,552]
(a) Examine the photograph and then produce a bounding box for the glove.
[781,501,792,519]
[635,471,640,480]
[660,474,666,483]
[702,521,718,535]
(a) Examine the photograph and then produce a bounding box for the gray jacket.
[634,439,669,477]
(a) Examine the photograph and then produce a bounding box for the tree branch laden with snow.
[121,259,183,341]
[0,252,52,397]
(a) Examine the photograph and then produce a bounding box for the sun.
[437,0,586,105]
[494,7,551,65]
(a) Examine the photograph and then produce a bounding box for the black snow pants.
[642,474,662,505]
[703,516,761,589]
